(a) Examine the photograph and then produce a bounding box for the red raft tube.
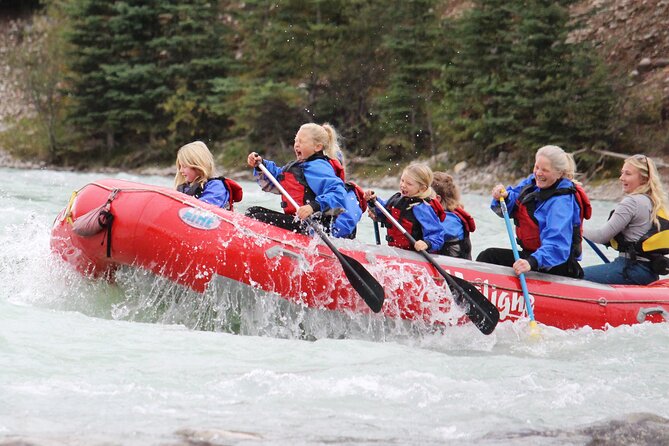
[51,179,669,331]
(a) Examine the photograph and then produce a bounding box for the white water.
[1,167,668,446]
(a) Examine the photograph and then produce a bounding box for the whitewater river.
[1,166,668,445]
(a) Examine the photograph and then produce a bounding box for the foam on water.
[1,167,668,445]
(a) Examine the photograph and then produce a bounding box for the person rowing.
[477,145,591,279]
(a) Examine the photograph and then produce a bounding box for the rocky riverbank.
[2,2,668,202]
[0,147,648,202]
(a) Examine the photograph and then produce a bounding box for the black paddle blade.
[339,252,385,313]
[445,274,500,335]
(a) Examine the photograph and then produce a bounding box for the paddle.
[373,220,381,245]
[498,197,539,332]
[256,162,385,313]
[369,198,499,335]
[585,237,610,263]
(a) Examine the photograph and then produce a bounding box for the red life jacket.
[440,207,476,259]
[346,181,368,212]
[384,193,445,250]
[513,180,591,255]
[278,153,341,214]
[221,178,244,211]
[453,207,476,233]
[279,154,368,214]
[322,158,367,212]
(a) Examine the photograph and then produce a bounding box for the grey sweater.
[584,194,654,257]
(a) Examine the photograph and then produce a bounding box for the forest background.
[0,0,668,194]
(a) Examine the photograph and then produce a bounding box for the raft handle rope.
[63,190,78,224]
[636,307,669,323]
[100,189,119,258]
[466,279,668,305]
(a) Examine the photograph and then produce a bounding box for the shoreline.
[0,148,645,202]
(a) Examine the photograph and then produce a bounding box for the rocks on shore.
[0,147,659,202]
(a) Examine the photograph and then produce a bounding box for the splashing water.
[1,167,668,445]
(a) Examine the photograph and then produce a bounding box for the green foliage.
[154,1,237,145]
[0,115,57,161]
[64,0,235,163]
[372,0,444,160]
[210,78,305,161]
[5,0,626,175]
[6,3,72,163]
[437,0,616,165]
[230,0,393,157]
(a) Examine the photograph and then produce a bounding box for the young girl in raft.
[175,141,243,210]
[246,123,363,238]
[431,172,476,259]
[364,163,445,253]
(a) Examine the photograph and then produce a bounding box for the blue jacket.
[442,212,465,240]
[374,195,445,252]
[491,175,582,270]
[255,155,358,238]
[332,188,363,238]
[178,179,230,209]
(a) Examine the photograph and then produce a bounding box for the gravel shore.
[0,148,639,202]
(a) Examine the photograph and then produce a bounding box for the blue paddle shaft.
[585,237,610,263]
[499,198,536,322]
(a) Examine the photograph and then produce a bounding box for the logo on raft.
[443,268,533,322]
[178,207,221,230]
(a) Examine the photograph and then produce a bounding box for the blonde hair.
[432,171,462,211]
[625,154,668,228]
[402,163,435,200]
[536,145,579,184]
[174,141,216,189]
[299,122,343,162]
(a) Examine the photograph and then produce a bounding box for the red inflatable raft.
[50,179,669,331]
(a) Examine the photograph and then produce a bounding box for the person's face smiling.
[293,129,322,161]
[619,161,646,194]
[533,155,561,189]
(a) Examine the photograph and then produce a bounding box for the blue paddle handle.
[499,198,536,322]
[584,237,610,264]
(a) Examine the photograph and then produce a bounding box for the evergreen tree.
[65,0,234,161]
[305,0,389,156]
[437,0,614,165]
[65,0,119,155]
[155,1,235,145]
[372,0,443,160]
[436,0,519,161]
[227,0,390,160]
[217,0,313,161]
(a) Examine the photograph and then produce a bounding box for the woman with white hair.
[476,145,591,278]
